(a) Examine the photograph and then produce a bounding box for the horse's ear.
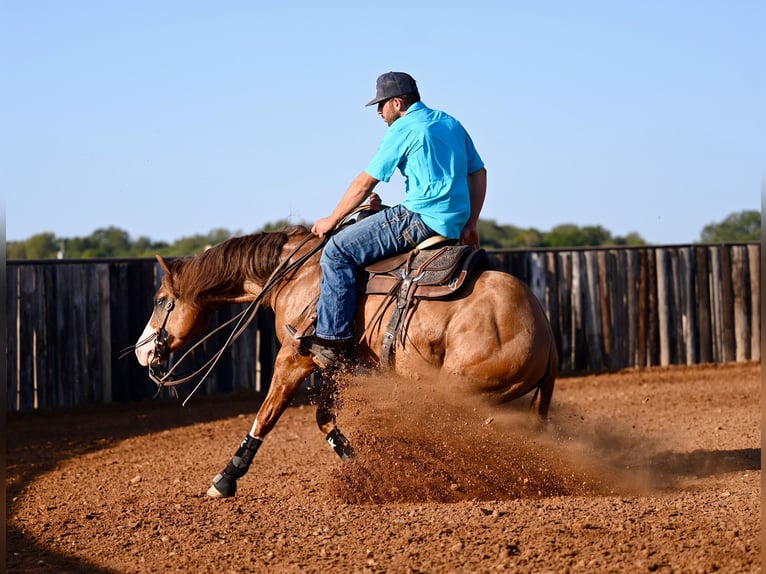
[156,255,172,276]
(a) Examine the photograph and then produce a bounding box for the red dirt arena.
[6,362,761,573]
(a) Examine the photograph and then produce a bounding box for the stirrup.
[285,325,345,370]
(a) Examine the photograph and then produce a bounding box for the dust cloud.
[324,372,667,504]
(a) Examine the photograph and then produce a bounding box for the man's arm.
[312,171,380,238]
[461,167,487,248]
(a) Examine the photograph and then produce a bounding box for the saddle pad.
[366,245,473,283]
[364,247,487,298]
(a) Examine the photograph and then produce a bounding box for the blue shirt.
[365,101,484,238]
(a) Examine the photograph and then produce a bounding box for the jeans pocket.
[401,215,430,247]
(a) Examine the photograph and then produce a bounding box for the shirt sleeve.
[464,129,484,174]
[365,126,408,182]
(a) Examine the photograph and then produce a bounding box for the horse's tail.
[529,340,558,420]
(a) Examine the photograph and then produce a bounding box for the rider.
[289,71,487,369]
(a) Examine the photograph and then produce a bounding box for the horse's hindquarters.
[367,271,555,402]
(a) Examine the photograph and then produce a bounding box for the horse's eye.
[155,298,165,307]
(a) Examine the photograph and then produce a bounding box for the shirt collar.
[404,101,426,115]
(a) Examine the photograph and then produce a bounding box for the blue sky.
[2,1,761,245]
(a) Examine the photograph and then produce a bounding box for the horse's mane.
[168,225,311,301]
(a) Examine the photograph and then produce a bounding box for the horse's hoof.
[206,484,227,498]
[207,473,236,497]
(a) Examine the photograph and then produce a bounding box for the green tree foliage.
[10,210,755,260]
[161,228,234,257]
[7,232,59,259]
[700,209,761,242]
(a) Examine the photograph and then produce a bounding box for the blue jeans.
[316,205,437,341]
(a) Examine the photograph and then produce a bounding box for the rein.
[150,231,327,405]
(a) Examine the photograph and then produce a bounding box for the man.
[290,71,487,369]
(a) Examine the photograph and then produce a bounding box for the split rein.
[137,232,328,406]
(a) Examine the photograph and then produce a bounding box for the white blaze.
[135,321,157,366]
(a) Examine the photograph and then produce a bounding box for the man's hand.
[368,192,382,211]
[312,217,338,239]
[460,223,480,249]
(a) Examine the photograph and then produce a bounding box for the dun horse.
[134,224,558,497]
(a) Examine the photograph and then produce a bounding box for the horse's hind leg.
[529,346,559,422]
[315,369,355,461]
[529,371,555,420]
[528,346,558,420]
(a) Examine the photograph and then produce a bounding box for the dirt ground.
[6,362,761,573]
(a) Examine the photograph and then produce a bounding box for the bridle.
[147,298,175,384]
[130,228,333,405]
[128,205,376,405]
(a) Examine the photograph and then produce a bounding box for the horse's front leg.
[315,368,356,461]
[206,346,315,498]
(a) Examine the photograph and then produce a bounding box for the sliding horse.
[134,225,558,497]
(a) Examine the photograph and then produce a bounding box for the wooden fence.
[6,243,760,412]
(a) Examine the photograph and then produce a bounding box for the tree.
[17,233,59,259]
[546,224,611,247]
[613,232,645,246]
[700,210,761,242]
[166,229,234,256]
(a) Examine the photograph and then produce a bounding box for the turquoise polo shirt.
[365,101,484,238]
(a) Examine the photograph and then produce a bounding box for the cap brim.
[365,96,387,107]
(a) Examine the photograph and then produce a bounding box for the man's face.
[377,97,401,126]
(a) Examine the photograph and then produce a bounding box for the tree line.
[7,210,760,260]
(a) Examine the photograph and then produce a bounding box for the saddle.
[363,243,488,367]
[288,234,487,369]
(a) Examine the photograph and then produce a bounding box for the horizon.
[4,208,759,247]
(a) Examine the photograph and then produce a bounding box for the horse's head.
[134,255,212,377]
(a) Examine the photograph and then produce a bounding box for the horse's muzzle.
[147,329,171,385]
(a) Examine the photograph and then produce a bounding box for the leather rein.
[136,205,373,405]
[142,231,326,406]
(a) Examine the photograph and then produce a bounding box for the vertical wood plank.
[668,248,684,364]
[7,265,20,411]
[544,252,560,369]
[730,245,750,361]
[708,247,723,362]
[17,266,38,410]
[636,249,649,368]
[584,251,605,371]
[529,252,547,313]
[84,264,102,403]
[679,247,698,365]
[556,252,573,373]
[625,249,639,369]
[748,244,760,361]
[718,246,736,362]
[694,246,713,364]
[646,249,660,367]
[596,251,614,369]
[97,265,112,403]
[33,265,54,409]
[571,253,585,371]
[46,264,62,408]
[610,250,628,370]
[656,249,671,366]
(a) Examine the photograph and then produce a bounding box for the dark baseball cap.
[365,72,419,106]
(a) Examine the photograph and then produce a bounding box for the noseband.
[148,299,175,386]
[141,225,339,404]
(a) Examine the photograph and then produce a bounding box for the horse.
[134,224,558,498]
